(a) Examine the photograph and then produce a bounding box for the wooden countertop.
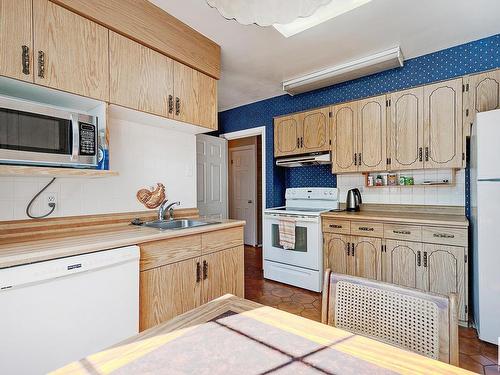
[0,219,245,269]
[321,206,468,228]
[53,294,472,375]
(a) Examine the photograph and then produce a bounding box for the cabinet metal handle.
[346,242,350,256]
[418,147,423,162]
[358,153,362,165]
[37,50,45,78]
[351,243,355,256]
[196,262,201,282]
[175,97,180,116]
[22,45,30,75]
[417,251,421,266]
[425,147,429,161]
[203,260,208,280]
[329,224,342,229]
[393,230,411,235]
[358,227,374,231]
[168,95,174,114]
[423,251,428,268]
[300,137,303,148]
[433,233,455,239]
[354,153,357,166]
[297,138,300,148]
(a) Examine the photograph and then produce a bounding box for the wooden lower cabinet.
[140,257,201,331]
[140,233,244,331]
[202,246,244,303]
[351,236,382,280]
[324,234,350,275]
[383,240,424,289]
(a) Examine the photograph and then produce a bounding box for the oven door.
[0,96,97,168]
[263,213,321,271]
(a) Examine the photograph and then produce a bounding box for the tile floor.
[244,246,499,374]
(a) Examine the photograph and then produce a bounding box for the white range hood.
[275,152,331,167]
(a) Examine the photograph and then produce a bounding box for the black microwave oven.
[0,96,98,168]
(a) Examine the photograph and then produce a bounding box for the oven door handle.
[71,114,79,161]
[264,214,319,223]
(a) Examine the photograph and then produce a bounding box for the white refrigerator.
[471,108,500,344]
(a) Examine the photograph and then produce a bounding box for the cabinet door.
[423,78,463,169]
[324,234,350,275]
[109,31,173,117]
[331,102,358,173]
[351,236,382,280]
[300,108,330,153]
[274,115,300,157]
[388,87,424,170]
[33,0,109,100]
[423,244,466,321]
[383,240,424,290]
[357,95,387,172]
[202,246,244,304]
[173,60,218,129]
[0,0,33,82]
[140,257,202,331]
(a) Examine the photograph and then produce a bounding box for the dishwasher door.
[0,246,140,375]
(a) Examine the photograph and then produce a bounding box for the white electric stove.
[263,187,340,292]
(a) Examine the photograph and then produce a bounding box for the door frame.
[220,126,266,247]
[228,144,258,246]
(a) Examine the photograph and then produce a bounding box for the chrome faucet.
[158,200,181,220]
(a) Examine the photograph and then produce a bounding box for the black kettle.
[346,188,362,212]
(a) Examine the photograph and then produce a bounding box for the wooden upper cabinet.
[424,244,466,321]
[423,78,463,169]
[351,236,382,281]
[274,115,300,157]
[33,0,109,101]
[109,32,173,117]
[331,101,358,173]
[300,108,330,153]
[324,234,350,275]
[383,240,424,290]
[388,87,424,171]
[357,95,387,172]
[173,61,217,130]
[0,0,33,82]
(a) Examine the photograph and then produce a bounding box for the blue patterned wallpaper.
[218,34,500,208]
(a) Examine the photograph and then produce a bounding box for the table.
[53,295,472,374]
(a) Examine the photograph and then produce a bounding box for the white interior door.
[196,134,228,219]
[230,145,257,245]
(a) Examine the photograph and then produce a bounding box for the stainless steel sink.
[143,219,219,230]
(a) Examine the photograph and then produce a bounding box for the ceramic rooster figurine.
[136,183,166,209]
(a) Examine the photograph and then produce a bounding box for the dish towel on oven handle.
[279,216,296,250]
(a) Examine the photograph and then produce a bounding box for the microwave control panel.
[79,123,96,156]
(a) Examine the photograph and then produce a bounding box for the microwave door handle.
[71,114,79,161]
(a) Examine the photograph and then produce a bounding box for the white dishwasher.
[0,245,140,375]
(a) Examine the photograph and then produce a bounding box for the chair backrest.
[321,270,458,365]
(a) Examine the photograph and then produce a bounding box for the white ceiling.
[150,0,500,111]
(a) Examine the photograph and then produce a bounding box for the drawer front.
[322,219,351,235]
[384,224,422,242]
[140,235,202,271]
[202,226,244,254]
[351,221,384,238]
[422,226,467,246]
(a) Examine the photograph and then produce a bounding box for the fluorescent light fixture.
[282,47,404,95]
[273,0,372,38]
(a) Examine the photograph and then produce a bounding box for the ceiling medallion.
[206,0,332,27]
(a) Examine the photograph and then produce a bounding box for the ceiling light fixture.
[206,0,331,26]
[273,0,372,37]
[282,47,404,95]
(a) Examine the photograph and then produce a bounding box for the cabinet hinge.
[465,109,469,117]
[388,157,392,165]
[329,139,332,146]
[462,152,465,161]
[462,84,465,92]
[329,111,332,118]
[386,99,389,107]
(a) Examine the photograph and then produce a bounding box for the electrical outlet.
[44,192,58,207]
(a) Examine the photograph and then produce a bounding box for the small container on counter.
[404,176,414,185]
[367,175,374,187]
[375,175,383,186]
[399,175,406,186]
[382,174,388,186]
[388,173,398,186]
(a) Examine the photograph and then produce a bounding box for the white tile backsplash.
[336,169,465,207]
[0,117,197,221]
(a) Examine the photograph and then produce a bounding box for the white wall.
[336,169,466,206]
[0,118,197,221]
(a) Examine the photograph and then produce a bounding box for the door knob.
[247,200,253,204]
